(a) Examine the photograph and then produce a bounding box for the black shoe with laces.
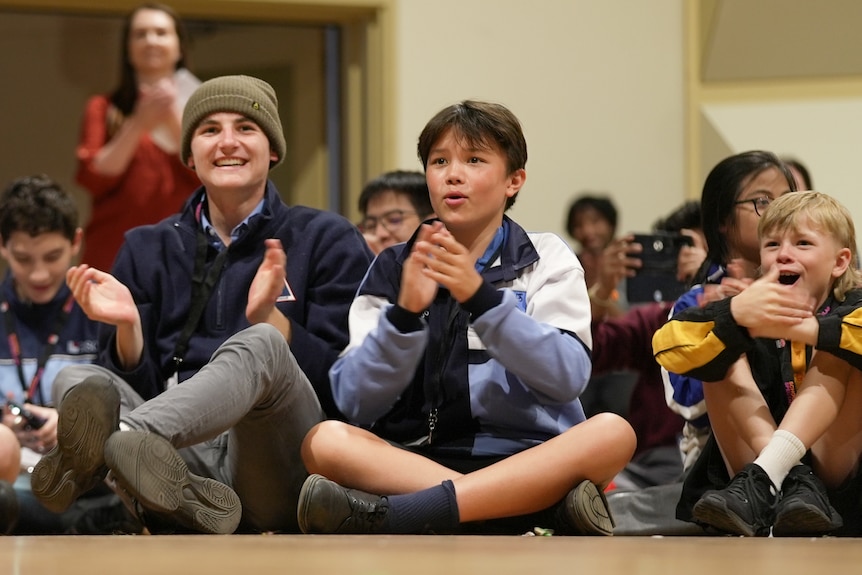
[65,493,143,535]
[692,463,777,536]
[551,480,615,536]
[773,464,843,536]
[297,474,391,534]
[31,376,120,514]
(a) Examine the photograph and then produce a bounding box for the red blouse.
[75,94,200,271]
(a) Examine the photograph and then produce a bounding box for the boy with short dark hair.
[0,175,100,532]
[297,100,635,535]
[358,170,434,254]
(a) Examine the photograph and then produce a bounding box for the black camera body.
[626,232,694,304]
[7,401,47,431]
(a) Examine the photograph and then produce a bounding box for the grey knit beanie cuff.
[180,75,286,168]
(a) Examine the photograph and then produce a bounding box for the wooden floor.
[1,534,859,575]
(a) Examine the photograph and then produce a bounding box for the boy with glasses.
[358,170,434,254]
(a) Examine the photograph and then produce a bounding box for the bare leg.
[778,351,851,448]
[302,421,463,494]
[0,426,20,483]
[811,364,862,488]
[702,357,777,475]
[453,413,634,522]
[302,412,635,523]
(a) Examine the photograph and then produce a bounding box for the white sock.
[118,421,131,432]
[753,430,806,489]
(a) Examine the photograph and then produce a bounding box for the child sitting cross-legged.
[296,100,636,535]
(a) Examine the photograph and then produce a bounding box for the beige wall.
[392,0,686,241]
[0,0,687,259]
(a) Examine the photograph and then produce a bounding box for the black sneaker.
[65,493,143,535]
[551,480,615,536]
[692,463,777,536]
[31,376,120,514]
[773,464,843,536]
[103,431,242,534]
[0,480,18,535]
[297,474,390,534]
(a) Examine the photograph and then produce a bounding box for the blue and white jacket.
[660,264,725,427]
[100,182,373,417]
[0,276,99,406]
[330,217,592,457]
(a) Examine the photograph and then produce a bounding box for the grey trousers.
[53,324,325,533]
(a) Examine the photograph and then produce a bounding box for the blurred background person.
[566,194,618,290]
[75,3,201,271]
[357,170,434,255]
[782,156,814,191]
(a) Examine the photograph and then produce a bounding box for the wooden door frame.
[0,0,394,220]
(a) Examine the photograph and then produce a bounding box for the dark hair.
[0,175,79,244]
[782,157,814,190]
[358,170,433,218]
[110,3,190,116]
[694,150,796,284]
[417,100,527,210]
[565,195,618,238]
[653,200,701,233]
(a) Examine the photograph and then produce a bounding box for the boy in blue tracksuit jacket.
[296,100,636,535]
[31,75,372,534]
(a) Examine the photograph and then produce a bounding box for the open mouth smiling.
[778,273,800,286]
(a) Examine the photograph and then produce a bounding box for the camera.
[625,232,694,303]
[7,401,47,431]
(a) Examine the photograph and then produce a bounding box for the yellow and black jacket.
[652,288,862,524]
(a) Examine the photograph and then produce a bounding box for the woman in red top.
[75,3,200,271]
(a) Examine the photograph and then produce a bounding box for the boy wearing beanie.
[31,75,373,534]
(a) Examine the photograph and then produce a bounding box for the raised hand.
[135,77,178,130]
[410,224,482,304]
[246,239,287,325]
[66,265,139,326]
[730,266,814,335]
[398,223,442,313]
[598,235,641,290]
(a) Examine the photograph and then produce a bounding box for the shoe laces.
[348,492,389,530]
[727,465,777,507]
[782,466,828,504]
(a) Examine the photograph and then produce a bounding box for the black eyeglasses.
[359,210,416,233]
[734,196,772,217]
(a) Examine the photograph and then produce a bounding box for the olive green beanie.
[181,75,286,168]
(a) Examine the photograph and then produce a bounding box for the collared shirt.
[199,197,265,250]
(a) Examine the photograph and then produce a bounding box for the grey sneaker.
[297,474,390,534]
[31,376,120,514]
[692,463,777,536]
[773,464,843,536]
[104,431,242,534]
[553,480,615,536]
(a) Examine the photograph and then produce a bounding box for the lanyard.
[172,223,229,370]
[1,291,75,405]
